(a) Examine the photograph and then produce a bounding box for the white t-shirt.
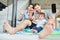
[34,19,47,28]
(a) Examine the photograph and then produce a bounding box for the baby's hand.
[32,16,36,21]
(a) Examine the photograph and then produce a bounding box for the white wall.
[32,0,60,9]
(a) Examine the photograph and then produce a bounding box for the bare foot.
[39,24,54,39]
[4,21,14,35]
[31,29,37,33]
[39,19,55,39]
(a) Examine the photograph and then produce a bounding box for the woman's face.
[34,5,41,13]
[28,5,34,13]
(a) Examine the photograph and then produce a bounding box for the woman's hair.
[39,12,45,17]
[28,3,34,9]
[29,3,34,6]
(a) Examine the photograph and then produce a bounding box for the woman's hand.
[20,10,25,15]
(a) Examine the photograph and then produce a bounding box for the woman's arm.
[19,14,24,21]
[19,10,25,21]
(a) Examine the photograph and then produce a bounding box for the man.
[33,3,55,39]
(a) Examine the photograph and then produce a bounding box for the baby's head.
[38,12,45,20]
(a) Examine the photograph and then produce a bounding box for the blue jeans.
[32,26,43,33]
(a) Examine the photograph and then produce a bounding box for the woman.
[19,4,34,21]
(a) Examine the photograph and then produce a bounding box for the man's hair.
[33,3,40,7]
[34,3,40,6]
[39,12,45,17]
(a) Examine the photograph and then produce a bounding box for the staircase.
[0,0,29,32]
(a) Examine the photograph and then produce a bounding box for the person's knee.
[24,20,30,22]
[24,20,31,26]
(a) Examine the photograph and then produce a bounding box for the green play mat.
[16,29,60,36]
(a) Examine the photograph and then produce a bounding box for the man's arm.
[49,16,53,19]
